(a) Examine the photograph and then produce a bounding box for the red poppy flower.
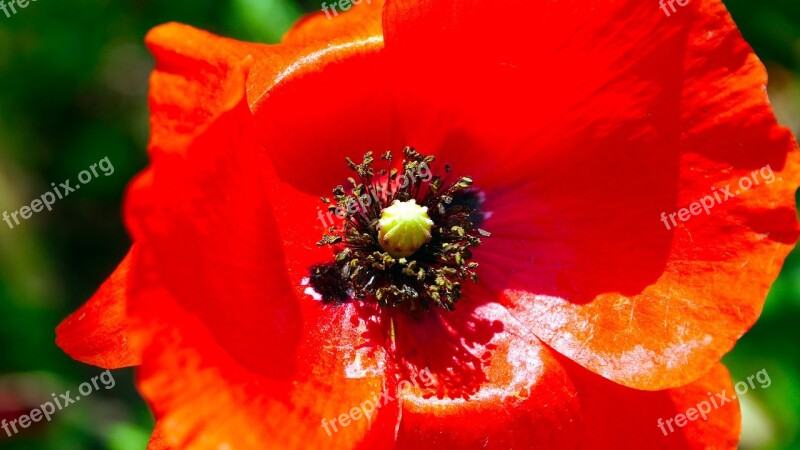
[56,0,799,448]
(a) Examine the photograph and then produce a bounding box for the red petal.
[55,248,141,368]
[147,17,389,288]
[282,0,384,45]
[382,0,800,389]
[567,362,741,449]
[394,302,740,449]
[146,425,171,450]
[252,50,391,190]
[137,285,398,449]
[126,63,306,379]
[120,10,394,379]
[145,23,265,156]
[392,300,583,448]
[145,18,384,154]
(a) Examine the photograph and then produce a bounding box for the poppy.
[57,0,799,448]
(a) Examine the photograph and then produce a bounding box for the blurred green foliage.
[0,0,798,449]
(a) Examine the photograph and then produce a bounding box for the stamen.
[310,147,489,311]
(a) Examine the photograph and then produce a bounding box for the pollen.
[378,200,434,258]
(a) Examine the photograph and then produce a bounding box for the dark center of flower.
[309,147,490,311]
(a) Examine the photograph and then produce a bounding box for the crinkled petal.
[394,302,740,449]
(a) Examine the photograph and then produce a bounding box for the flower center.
[309,147,490,311]
[378,200,434,258]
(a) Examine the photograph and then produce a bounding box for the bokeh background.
[0,0,798,449]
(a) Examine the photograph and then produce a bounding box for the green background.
[0,0,798,449]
